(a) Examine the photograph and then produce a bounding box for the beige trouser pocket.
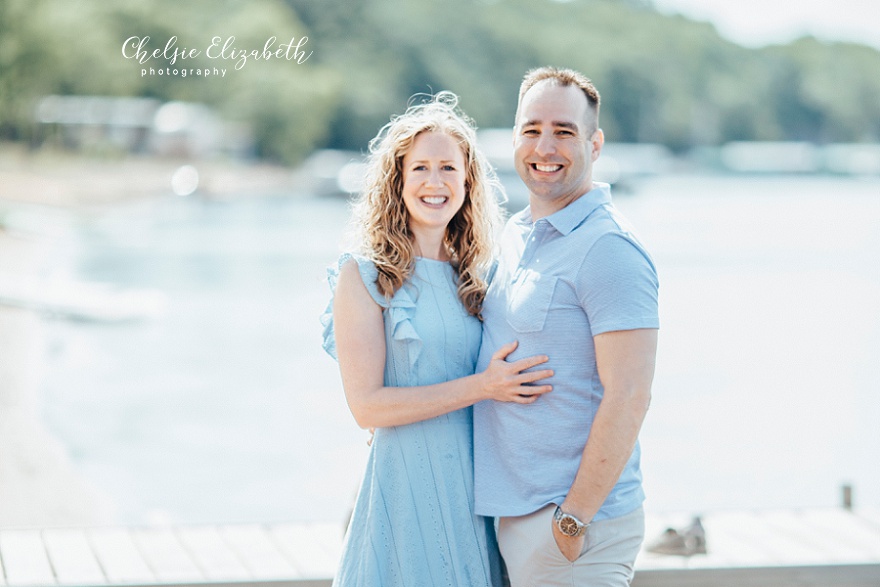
[498,505,645,587]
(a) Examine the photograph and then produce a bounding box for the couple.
[321,66,659,587]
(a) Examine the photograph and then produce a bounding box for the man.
[474,66,659,586]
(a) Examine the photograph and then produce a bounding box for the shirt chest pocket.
[506,272,558,333]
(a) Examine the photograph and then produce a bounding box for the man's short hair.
[517,66,601,131]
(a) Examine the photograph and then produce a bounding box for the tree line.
[1,0,878,164]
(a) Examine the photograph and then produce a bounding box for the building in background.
[33,96,253,159]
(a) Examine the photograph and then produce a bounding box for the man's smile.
[530,162,565,176]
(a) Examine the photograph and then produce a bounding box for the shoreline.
[0,229,115,528]
[0,144,303,209]
[0,146,312,528]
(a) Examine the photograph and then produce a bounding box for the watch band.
[554,506,589,537]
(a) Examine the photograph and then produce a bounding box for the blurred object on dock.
[635,504,880,586]
[647,516,707,557]
[843,483,855,511]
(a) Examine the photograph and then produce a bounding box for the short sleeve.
[320,253,388,360]
[577,233,659,336]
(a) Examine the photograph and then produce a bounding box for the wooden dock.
[0,522,341,587]
[1,508,879,586]
[634,507,880,586]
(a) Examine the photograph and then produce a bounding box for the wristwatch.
[554,506,589,537]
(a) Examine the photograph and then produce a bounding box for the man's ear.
[591,128,605,161]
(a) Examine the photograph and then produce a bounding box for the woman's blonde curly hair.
[351,91,504,318]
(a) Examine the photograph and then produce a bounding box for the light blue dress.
[322,253,504,587]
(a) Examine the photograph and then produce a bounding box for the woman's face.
[401,130,467,237]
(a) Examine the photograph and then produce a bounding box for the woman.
[321,92,553,586]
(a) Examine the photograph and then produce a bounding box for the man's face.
[513,81,603,217]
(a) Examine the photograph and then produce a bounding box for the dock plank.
[42,529,106,586]
[633,563,880,587]
[219,524,299,579]
[860,508,880,530]
[686,512,773,568]
[0,530,56,586]
[131,527,204,583]
[0,509,877,587]
[269,523,341,578]
[88,527,155,584]
[761,510,874,563]
[798,509,880,559]
[309,523,344,567]
[696,510,808,565]
[176,526,251,581]
[734,510,835,565]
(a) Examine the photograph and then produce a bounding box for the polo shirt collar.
[517,183,612,236]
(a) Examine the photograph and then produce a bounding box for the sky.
[653,0,880,49]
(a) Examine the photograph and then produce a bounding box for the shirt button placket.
[525,221,548,267]
[516,226,537,279]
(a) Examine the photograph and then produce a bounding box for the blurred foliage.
[0,0,339,162]
[1,0,879,163]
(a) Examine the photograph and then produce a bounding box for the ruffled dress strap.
[321,253,387,360]
[320,253,423,368]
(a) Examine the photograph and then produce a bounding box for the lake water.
[33,173,880,526]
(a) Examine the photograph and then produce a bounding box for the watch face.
[559,515,580,536]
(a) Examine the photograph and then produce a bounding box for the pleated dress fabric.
[322,253,504,587]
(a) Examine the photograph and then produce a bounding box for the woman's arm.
[333,259,553,429]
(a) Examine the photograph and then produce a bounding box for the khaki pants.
[498,505,644,587]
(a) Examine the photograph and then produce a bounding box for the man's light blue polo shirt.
[473,183,659,521]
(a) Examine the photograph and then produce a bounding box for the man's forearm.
[560,387,651,522]
[561,328,657,523]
